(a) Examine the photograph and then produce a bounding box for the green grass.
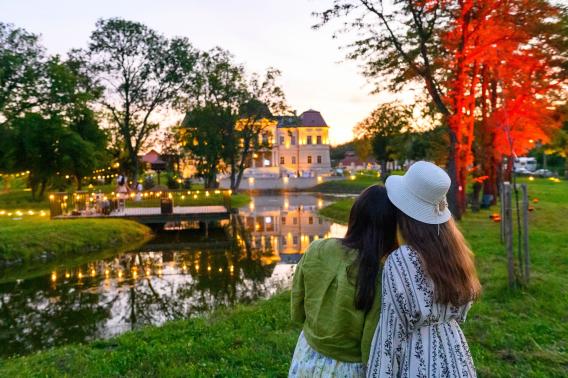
[311,174,382,194]
[0,190,50,210]
[0,292,300,377]
[320,177,568,377]
[0,216,152,267]
[1,177,566,376]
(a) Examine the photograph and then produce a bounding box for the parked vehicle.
[514,157,537,172]
[533,169,554,178]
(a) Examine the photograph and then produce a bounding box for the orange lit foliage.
[440,0,563,203]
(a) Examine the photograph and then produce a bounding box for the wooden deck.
[55,205,231,224]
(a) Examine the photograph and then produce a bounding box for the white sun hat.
[385,161,452,224]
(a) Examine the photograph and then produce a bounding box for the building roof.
[141,149,161,164]
[277,109,328,128]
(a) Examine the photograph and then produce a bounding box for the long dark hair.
[397,211,481,306]
[343,185,398,312]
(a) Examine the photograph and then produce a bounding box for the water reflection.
[0,194,346,357]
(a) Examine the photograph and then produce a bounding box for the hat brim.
[385,175,451,225]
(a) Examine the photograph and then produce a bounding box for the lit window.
[281,216,286,225]
[292,156,296,164]
[309,217,313,225]
[317,135,322,144]
[280,156,285,165]
[307,136,313,145]
[293,217,298,225]
[307,156,312,164]
[317,155,322,164]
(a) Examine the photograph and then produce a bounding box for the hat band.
[403,177,448,216]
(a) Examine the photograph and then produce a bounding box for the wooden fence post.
[500,183,505,243]
[521,184,530,283]
[503,183,515,288]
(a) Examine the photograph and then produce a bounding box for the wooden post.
[499,183,505,243]
[503,183,515,288]
[521,184,530,283]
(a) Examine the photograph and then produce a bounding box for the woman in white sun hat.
[367,161,481,378]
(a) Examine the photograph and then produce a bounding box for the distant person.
[289,185,398,377]
[367,161,481,377]
[116,175,129,212]
[135,182,143,202]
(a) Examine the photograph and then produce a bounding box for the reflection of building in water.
[239,194,339,264]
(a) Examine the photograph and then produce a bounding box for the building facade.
[248,109,332,177]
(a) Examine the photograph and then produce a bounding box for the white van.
[514,157,537,172]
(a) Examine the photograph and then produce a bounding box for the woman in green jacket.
[289,185,398,377]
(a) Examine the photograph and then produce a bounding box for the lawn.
[320,177,568,377]
[0,216,152,276]
[310,173,382,194]
[0,177,566,377]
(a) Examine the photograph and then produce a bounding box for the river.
[0,193,348,358]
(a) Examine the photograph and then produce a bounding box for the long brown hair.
[397,211,481,306]
[343,185,398,313]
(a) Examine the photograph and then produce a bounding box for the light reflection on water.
[0,194,346,357]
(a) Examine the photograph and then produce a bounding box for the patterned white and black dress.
[367,245,476,377]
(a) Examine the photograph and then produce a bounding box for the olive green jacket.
[291,238,381,363]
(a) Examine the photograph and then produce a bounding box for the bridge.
[49,189,234,225]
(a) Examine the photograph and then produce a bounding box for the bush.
[183,178,192,189]
[143,175,155,190]
[167,174,180,189]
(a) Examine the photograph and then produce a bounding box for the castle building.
[249,109,332,177]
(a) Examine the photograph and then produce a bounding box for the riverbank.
[0,291,300,377]
[0,216,152,268]
[1,178,566,376]
[309,173,381,194]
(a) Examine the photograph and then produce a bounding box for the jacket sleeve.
[366,252,409,377]
[290,252,307,324]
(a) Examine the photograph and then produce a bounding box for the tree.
[549,105,568,178]
[178,48,246,188]
[0,23,45,182]
[43,55,108,190]
[0,23,44,126]
[12,113,64,199]
[87,18,198,181]
[353,137,373,162]
[315,0,567,216]
[229,68,288,190]
[179,105,235,188]
[315,0,464,215]
[355,102,412,175]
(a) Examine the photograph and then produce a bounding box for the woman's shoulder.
[384,245,422,274]
[302,238,348,261]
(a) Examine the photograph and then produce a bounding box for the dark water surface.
[0,194,347,357]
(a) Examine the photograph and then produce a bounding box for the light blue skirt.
[288,331,366,378]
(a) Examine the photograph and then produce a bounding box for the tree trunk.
[76,175,83,191]
[39,179,47,199]
[447,130,461,220]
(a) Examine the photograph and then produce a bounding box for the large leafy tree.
[178,48,287,190]
[229,69,287,190]
[316,0,566,216]
[355,102,412,176]
[178,48,245,188]
[0,23,45,177]
[87,18,198,182]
